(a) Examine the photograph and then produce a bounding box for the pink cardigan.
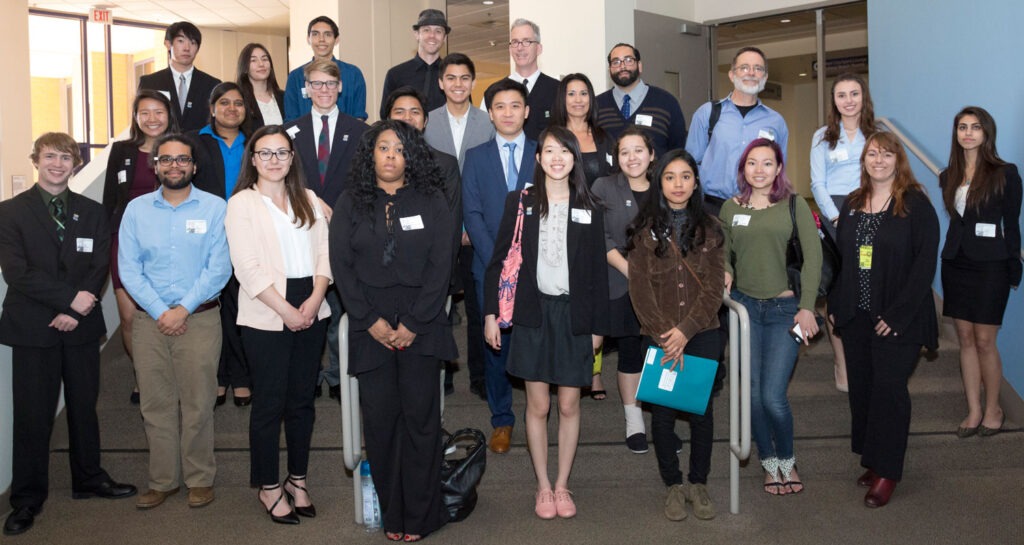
[224,187,332,331]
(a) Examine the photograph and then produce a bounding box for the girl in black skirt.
[939,106,1021,437]
[483,126,608,520]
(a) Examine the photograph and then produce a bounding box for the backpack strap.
[706,99,724,141]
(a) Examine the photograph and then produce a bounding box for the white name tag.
[118,170,127,184]
[286,125,301,139]
[625,200,633,208]
[400,215,424,231]
[300,87,309,99]
[732,214,751,227]
[571,208,591,224]
[658,368,678,391]
[76,238,93,253]
[828,148,849,162]
[185,219,207,234]
[606,153,613,166]
[976,223,997,238]
[635,114,654,127]
[525,206,533,216]
[758,128,776,141]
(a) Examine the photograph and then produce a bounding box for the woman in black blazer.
[484,126,609,520]
[829,131,939,508]
[938,106,1021,438]
[237,43,285,131]
[102,89,176,404]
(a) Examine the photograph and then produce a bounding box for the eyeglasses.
[254,149,294,161]
[509,39,538,48]
[609,56,637,68]
[156,155,193,166]
[307,80,340,90]
[733,64,766,75]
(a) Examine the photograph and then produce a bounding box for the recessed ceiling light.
[798,72,807,77]
[483,1,494,4]
[781,18,792,23]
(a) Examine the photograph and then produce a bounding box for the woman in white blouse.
[237,43,285,130]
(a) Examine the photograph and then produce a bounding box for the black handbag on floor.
[440,428,487,522]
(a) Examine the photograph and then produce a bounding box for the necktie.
[178,74,187,114]
[49,196,66,242]
[317,115,330,186]
[621,94,631,119]
[504,142,519,191]
[522,78,530,95]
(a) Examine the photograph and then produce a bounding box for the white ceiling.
[29,0,291,30]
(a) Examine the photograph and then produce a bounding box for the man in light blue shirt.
[118,133,231,511]
[686,46,789,216]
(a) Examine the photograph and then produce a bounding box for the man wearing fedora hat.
[379,8,451,119]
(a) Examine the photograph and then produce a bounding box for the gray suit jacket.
[592,173,645,299]
[424,105,495,171]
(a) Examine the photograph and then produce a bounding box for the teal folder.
[635,346,717,415]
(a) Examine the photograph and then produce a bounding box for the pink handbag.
[497,190,527,328]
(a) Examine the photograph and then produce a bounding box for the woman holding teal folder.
[627,149,725,521]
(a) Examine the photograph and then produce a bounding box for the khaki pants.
[132,308,221,491]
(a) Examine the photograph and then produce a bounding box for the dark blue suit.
[461,136,537,428]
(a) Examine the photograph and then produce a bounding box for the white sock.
[623,403,645,437]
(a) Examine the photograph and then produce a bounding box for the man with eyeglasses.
[595,42,688,158]
[1,133,137,536]
[686,46,788,216]
[118,133,231,511]
[379,9,450,120]
[283,15,368,122]
[284,58,367,402]
[484,18,559,141]
[139,21,221,132]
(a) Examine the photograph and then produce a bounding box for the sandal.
[761,457,786,496]
[589,390,607,401]
[386,532,404,541]
[403,535,422,542]
[284,475,316,518]
[778,457,803,494]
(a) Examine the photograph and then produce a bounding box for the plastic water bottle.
[360,460,381,531]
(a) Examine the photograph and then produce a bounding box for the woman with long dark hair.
[719,138,821,496]
[236,43,285,130]
[102,89,177,404]
[330,120,456,542]
[829,131,939,507]
[484,126,608,520]
[627,149,724,521]
[939,106,1021,437]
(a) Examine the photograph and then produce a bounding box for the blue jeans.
[732,290,800,461]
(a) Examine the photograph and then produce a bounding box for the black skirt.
[941,253,1011,325]
[506,294,594,387]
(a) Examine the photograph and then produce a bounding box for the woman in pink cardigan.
[224,125,332,525]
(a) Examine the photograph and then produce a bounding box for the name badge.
[400,215,424,231]
[185,101,192,109]
[657,368,678,391]
[118,170,127,184]
[828,148,849,162]
[635,114,654,127]
[286,125,301,139]
[732,214,751,227]
[858,245,873,269]
[544,110,550,119]
[571,208,592,224]
[525,206,533,216]
[758,128,776,141]
[606,153,613,166]
[300,87,309,99]
[625,200,633,208]
[76,238,93,253]
[975,223,997,238]
[186,219,208,234]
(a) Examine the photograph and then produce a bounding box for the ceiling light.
[798,72,807,77]
[483,1,494,4]
[781,18,791,23]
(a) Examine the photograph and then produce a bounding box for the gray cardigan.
[592,172,646,299]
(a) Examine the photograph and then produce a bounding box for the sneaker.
[686,483,716,520]
[626,433,649,454]
[664,484,687,521]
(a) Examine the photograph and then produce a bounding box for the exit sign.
[90,8,112,25]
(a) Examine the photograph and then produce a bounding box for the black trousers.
[241,278,327,486]
[218,275,251,389]
[11,341,110,509]
[358,344,447,536]
[842,310,921,481]
[645,330,720,486]
[456,245,485,385]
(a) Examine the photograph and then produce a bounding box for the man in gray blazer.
[423,53,495,171]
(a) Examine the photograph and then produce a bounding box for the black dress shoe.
[72,479,138,499]
[216,393,227,406]
[129,391,140,405]
[314,383,323,398]
[234,395,252,407]
[329,384,341,403]
[3,507,36,536]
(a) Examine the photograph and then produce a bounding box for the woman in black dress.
[939,106,1021,437]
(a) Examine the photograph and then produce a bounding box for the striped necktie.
[49,196,66,242]
[317,115,330,186]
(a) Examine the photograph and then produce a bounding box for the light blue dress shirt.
[809,125,865,221]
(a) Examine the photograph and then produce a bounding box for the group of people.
[1,9,1019,542]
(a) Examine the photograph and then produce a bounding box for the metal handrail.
[337,313,366,524]
[877,117,942,176]
[723,292,752,515]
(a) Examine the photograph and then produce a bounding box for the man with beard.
[685,46,788,216]
[595,43,687,157]
[118,133,231,511]
[379,9,450,119]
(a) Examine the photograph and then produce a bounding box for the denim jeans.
[731,290,800,461]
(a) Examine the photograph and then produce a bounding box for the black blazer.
[0,189,110,347]
[939,164,1022,286]
[139,68,222,132]
[250,90,286,130]
[486,73,559,141]
[102,141,158,227]
[484,189,610,335]
[189,130,242,199]
[829,189,939,349]
[284,113,368,208]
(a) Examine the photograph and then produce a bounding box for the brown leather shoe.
[136,487,179,509]
[188,486,215,508]
[489,426,512,454]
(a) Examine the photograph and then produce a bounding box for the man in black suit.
[284,58,367,401]
[0,133,137,536]
[139,21,221,133]
[486,18,559,141]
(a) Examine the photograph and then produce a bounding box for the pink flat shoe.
[554,489,576,518]
[535,490,556,520]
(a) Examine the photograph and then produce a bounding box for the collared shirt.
[511,68,541,92]
[170,65,195,98]
[611,79,650,112]
[36,184,69,210]
[118,185,231,319]
[810,125,865,220]
[379,55,446,119]
[447,106,468,156]
[496,131,526,186]
[283,56,368,122]
[311,106,340,153]
[685,94,789,200]
[198,125,246,197]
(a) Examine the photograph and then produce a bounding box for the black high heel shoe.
[260,484,299,525]
[285,475,317,518]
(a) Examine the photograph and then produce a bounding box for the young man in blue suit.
[461,78,535,453]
